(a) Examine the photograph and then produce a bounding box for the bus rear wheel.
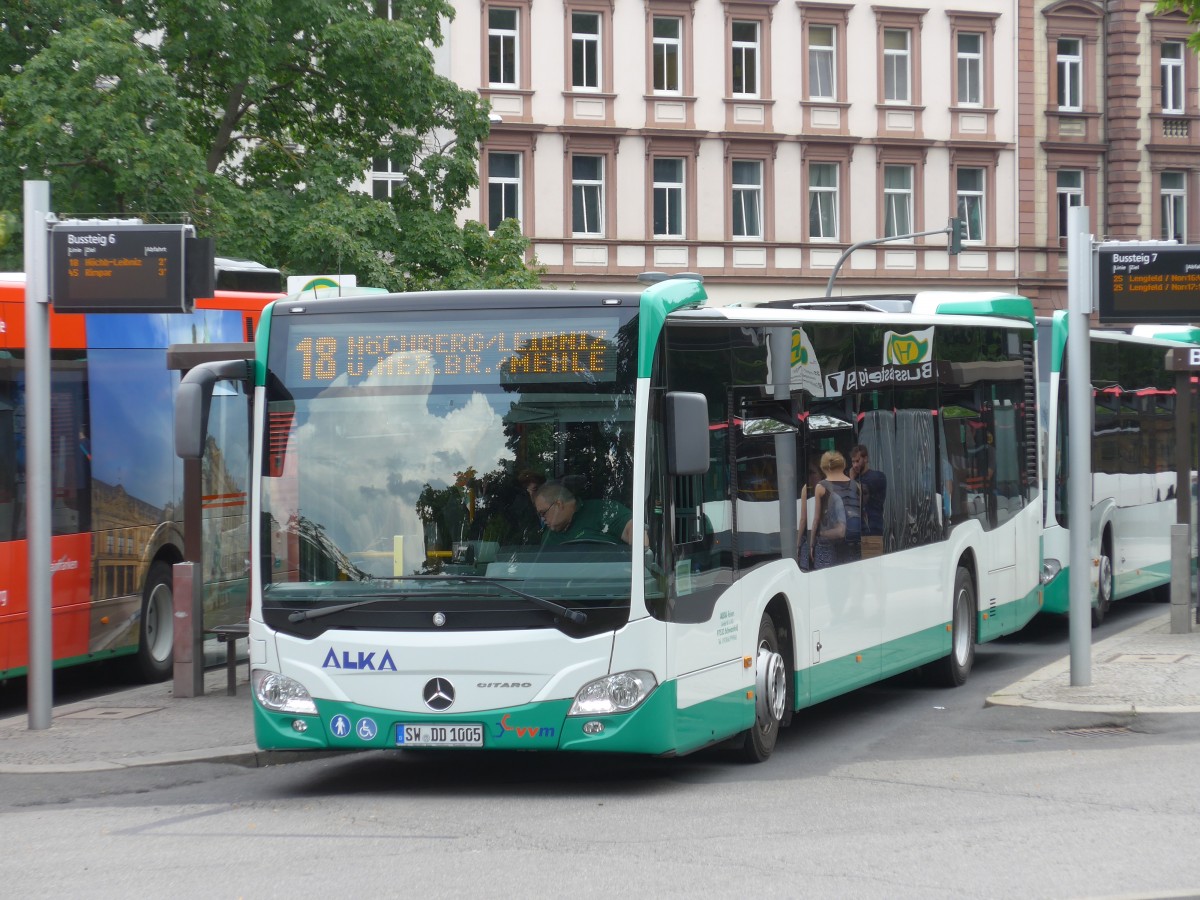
[136,561,174,682]
[740,614,788,763]
[932,566,975,687]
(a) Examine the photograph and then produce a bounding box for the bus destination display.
[50,224,188,313]
[284,317,620,386]
[1097,245,1200,323]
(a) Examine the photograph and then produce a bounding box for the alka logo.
[321,648,398,671]
[885,331,930,366]
[491,713,556,740]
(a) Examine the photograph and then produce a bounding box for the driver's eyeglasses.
[536,500,560,517]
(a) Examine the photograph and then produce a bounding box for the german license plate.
[396,723,484,747]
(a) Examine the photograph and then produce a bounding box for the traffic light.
[948,217,964,255]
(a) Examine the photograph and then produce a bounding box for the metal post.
[24,181,53,730]
[1170,525,1192,633]
[172,561,202,697]
[1066,205,1092,685]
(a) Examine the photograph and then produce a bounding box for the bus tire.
[740,614,788,763]
[1092,538,1113,626]
[135,561,175,682]
[932,566,975,687]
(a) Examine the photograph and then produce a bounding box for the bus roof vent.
[214,258,282,293]
[911,291,1034,325]
[1130,324,1200,345]
[757,295,915,313]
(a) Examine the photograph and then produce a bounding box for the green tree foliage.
[0,0,542,289]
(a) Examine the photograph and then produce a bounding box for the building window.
[808,25,835,100]
[957,32,982,106]
[1056,38,1082,111]
[731,20,759,98]
[1162,171,1187,242]
[653,157,685,237]
[808,162,839,241]
[884,29,911,103]
[652,16,682,94]
[488,151,521,230]
[731,160,763,239]
[956,167,985,243]
[1162,42,1185,115]
[371,154,406,200]
[572,155,604,235]
[489,7,518,87]
[572,11,601,91]
[1056,169,1083,239]
[883,164,913,237]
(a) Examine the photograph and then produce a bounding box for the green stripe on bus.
[930,297,1035,325]
[253,680,760,757]
[637,279,708,378]
[254,301,275,387]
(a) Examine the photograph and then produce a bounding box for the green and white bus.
[1037,312,1199,624]
[178,281,1043,762]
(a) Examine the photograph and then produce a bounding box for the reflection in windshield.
[261,311,639,609]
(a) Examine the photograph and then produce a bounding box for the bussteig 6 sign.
[50,223,190,313]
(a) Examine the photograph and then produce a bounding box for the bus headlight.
[252,669,318,715]
[568,670,657,716]
[1041,558,1062,585]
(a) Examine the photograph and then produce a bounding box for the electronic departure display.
[50,223,190,313]
[282,316,622,386]
[1097,245,1200,323]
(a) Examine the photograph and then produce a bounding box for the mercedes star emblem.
[422,677,455,711]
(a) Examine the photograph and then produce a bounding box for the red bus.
[0,274,281,681]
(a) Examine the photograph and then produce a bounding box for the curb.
[0,746,353,775]
[985,614,1200,714]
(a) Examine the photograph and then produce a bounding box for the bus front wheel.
[932,566,976,687]
[1092,540,1113,626]
[136,561,175,682]
[740,614,788,763]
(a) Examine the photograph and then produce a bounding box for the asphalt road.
[3,598,1198,898]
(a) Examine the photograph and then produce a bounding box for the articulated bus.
[1037,312,1199,624]
[178,282,1042,762]
[0,275,282,682]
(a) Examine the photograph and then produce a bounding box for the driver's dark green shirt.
[541,499,631,547]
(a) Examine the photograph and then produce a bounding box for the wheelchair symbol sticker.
[356,717,378,740]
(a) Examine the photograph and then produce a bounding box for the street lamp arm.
[824,222,956,297]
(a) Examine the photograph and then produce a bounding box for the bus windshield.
[260,305,640,623]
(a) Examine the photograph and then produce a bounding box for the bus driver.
[535,480,635,547]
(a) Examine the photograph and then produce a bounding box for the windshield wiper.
[288,594,413,623]
[286,575,586,625]
[373,574,587,624]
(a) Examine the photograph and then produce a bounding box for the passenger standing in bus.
[797,459,823,570]
[811,450,859,568]
[850,444,885,557]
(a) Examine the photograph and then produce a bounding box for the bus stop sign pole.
[24,180,53,730]
[1066,205,1092,686]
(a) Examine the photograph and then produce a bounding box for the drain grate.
[1052,725,1134,738]
[58,707,161,720]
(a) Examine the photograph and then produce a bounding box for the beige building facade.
[377,2,1200,313]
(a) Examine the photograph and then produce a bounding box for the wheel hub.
[755,646,787,725]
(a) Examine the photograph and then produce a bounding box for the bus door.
[799,403,883,703]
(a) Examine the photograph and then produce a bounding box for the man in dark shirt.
[850,444,886,537]
[535,480,634,547]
